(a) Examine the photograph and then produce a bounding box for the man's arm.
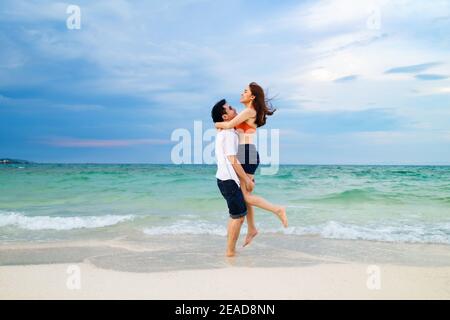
[227,155,254,192]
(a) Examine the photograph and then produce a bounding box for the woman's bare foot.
[276,206,288,227]
[243,229,258,247]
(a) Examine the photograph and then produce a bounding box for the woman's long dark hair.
[249,82,276,127]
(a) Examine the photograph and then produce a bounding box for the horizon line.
[2,162,450,166]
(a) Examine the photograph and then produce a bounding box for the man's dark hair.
[211,99,227,123]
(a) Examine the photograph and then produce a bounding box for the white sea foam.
[280,221,450,244]
[142,220,450,244]
[2,211,448,244]
[143,220,227,236]
[0,211,134,230]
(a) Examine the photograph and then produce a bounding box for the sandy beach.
[1,235,449,300]
[1,262,450,300]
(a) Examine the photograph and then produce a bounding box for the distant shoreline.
[0,158,34,164]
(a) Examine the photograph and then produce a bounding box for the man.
[211,99,255,257]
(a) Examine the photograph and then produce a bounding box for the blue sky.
[1,0,449,164]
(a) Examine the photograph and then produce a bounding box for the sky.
[0,0,449,164]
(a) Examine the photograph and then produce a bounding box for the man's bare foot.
[243,229,258,247]
[276,206,288,227]
[226,250,236,257]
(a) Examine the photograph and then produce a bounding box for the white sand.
[1,262,449,299]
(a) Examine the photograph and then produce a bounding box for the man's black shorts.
[217,179,247,219]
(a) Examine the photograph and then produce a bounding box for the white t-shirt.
[215,129,240,186]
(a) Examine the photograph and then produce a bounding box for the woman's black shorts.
[237,144,260,175]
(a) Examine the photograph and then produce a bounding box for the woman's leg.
[240,177,288,228]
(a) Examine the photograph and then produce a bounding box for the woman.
[215,82,288,247]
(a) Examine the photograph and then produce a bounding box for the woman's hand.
[214,108,255,130]
[215,122,227,129]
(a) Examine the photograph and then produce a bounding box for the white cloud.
[0,94,106,112]
[0,0,67,22]
[297,0,386,30]
[238,0,450,115]
[37,136,171,148]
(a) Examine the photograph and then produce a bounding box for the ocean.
[1,164,449,245]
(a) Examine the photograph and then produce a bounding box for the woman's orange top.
[235,121,256,133]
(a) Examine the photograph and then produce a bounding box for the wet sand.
[1,234,449,299]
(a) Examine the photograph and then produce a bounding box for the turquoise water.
[0,164,449,244]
